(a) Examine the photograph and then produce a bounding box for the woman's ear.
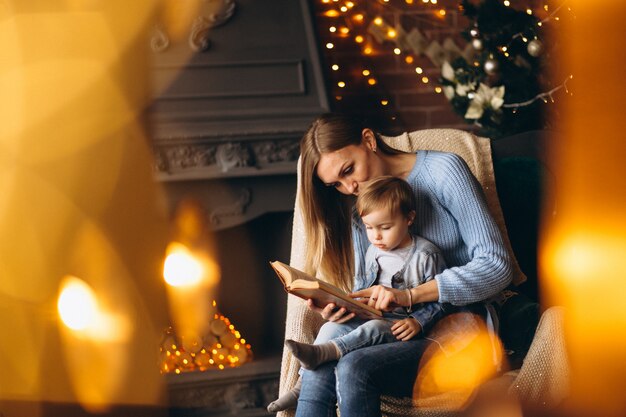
[361,128,377,152]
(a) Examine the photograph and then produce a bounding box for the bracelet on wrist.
[406,288,413,313]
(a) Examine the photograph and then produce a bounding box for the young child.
[268,176,450,413]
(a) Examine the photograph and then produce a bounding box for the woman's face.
[315,130,385,196]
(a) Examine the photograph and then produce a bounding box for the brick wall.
[311,0,474,135]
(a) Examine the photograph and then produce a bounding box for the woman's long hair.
[299,113,401,291]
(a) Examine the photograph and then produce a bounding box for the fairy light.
[368,77,377,85]
[405,56,414,64]
[338,81,346,87]
[406,0,414,3]
[526,8,533,15]
[503,75,573,109]
[415,67,423,74]
[430,0,437,4]
[435,86,442,93]
[374,17,383,25]
[362,69,371,76]
[363,45,373,54]
[355,35,364,43]
[329,26,337,33]
[325,9,340,17]
[439,9,446,16]
[381,99,389,106]
[387,28,397,38]
[340,5,348,12]
[340,26,350,35]
[353,13,364,22]
[421,76,429,83]
[326,42,334,49]
[393,48,401,55]
[332,64,339,70]
[504,0,510,6]
[346,1,355,8]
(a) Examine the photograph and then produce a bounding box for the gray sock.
[285,339,341,370]
[266,377,302,413]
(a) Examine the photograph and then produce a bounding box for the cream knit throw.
[277,129,566,417]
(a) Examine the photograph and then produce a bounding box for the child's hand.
[391,318,422,341]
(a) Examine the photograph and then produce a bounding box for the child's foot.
[266,378,302,413]
[284,339,341,370]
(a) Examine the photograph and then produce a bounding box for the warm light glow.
[435,86,442,93]
[504,0,510,6]
[381,100,389,106]
[415,67,423,74]
[58,276,98,331]
[374,17,383,25]
[338,81,346,87]
[367,78,377,85]
[329,26,337,32]
[439,9,446,16]
[340,26,350,34]
[326,42,334,49]
[387,29,397,38]
[324,9,340,17]
[526,8,532,15]
[406,0,414,3]
[405,56,414,64]
[332,64,340,71]
[363,46,373,54]
[163,243,204,287]
[393,48,401,55]
[362,69,371,76]
[340,6,348,12]
[355,35,364,43]
[414,317,502,408]
[353,13,364,22]
[422,76,429,83]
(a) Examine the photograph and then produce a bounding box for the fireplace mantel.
[148,0,327,229]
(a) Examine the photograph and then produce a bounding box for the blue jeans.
[296,331,433,417]
[317,318,399,356]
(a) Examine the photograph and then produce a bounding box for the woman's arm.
[431,153,513,304]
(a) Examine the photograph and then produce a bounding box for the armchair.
[277,129,568,416]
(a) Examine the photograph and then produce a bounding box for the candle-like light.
[541,2,626,416]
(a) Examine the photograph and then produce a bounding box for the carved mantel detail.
[154,138,300,180]
[151,0,236,53]
[209,188,251,227]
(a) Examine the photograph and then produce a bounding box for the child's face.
[361,207,414,251]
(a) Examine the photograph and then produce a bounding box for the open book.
[270,260,382,320]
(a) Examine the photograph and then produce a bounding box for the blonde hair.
[298,114,403,291]
[356,176,416,219]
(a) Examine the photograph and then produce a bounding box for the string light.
[503,75,573,109]
[332,64,339,70]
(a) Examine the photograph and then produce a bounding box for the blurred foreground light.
[164,243,204,287]
[413,315,502,409]
[58,276,98,331]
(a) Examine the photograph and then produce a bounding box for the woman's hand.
[391,318,421,341]
[306,299,356,323]
[349,285,410,311]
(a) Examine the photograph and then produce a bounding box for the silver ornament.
[472,38,483,51]
[527,39,544,57]
[484,58,499,75]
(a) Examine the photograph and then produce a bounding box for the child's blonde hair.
[356,176,416,218]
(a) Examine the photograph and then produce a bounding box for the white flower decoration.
[442,61,455,81]
[464,83,505,119]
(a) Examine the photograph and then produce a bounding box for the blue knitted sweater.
[352,150,513,305]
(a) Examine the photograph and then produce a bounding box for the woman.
[290,113,513,417]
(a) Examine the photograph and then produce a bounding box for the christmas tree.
[440,0,571,138]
